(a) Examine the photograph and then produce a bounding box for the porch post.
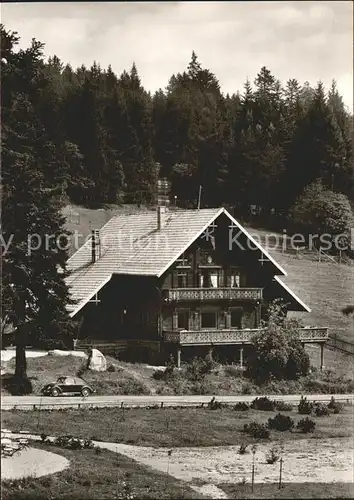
[320,343,325,371]
[239,346,244,369]
[177,348,181,368]
[208,346,213,360]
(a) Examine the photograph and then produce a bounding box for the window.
[201,311,217,328]
[200,269,220,288]
[230,308,242,328]
[177,309,189,329]
[177,272,187,288]
[230,270,241,288]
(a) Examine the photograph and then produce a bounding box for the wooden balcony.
[163,287,263,302]
[163,327,328,346]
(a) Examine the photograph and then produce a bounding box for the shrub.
[251,397,275,411]
[107,364,116,372]
[298,396,313,415]
[274,401,293,411]
[185,356,215,382]
[152,369,166,380]
[246,300,310,382]
[266,446,280,464]
[243,422,270,439]
[238,443,248,455]
[234,402,250,412]
[267,413,294,432]
[208,397,223,410]
[53,435,95,450]
[328,397,343,414]
[224,365,243,378]
[297,417,316,433]
[314,403,330,417]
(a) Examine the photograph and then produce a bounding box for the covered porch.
[163,327,329,368]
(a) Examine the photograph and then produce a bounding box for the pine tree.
[1,27,75,385]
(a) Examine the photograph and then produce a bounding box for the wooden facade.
[74,211,328,366]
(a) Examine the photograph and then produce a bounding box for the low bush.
[314,403,330,417]
[274,401,293,411]
[208,397,223,410]
[53,435,95,450]
[234,402,250,411]
[107,364,116,373]
[238,443,248,455]
[152,369,166,381]
[243,421,270,439]
[267,413,294,432]
[297,417,316,433]
[265,446,280,464]
[185,356,215,382]
[224,365,243,378]
[298,396,313,415]
[251,397,275,411]
[328,396,344,414]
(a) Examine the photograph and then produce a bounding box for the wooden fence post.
[278,457,283,489]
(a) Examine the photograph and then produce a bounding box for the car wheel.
[81,388,91,397]
[51,387,60,397]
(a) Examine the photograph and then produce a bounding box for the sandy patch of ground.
[1,447,69,480]
[5,432,352,498]
[97,438,353,486]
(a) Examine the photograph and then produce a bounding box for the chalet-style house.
[67,201,328,368]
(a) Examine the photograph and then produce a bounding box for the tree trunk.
[15,326,27,378]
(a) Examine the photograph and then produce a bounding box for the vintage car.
[41,376,95,397]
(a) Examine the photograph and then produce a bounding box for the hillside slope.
[63,204,353,343]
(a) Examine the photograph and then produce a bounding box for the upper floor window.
[177,272,187,288]
[230,269,241,288]
[200,269,221,288]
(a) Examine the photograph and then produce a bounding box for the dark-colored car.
[41,376,95,397]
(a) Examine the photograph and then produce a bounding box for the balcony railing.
[163,327,328,345]
[163,287,263,302]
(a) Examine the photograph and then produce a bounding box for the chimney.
[157,205,167,230]
[156,177,171,230]
[91,229,99,263]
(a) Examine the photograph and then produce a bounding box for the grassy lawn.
[3,406,353,448]
[2,352,353,396]
[218,482,354,499]
[1,443,202,499]
[247,226,354,344]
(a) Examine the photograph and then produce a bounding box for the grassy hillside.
[63,204,354,343]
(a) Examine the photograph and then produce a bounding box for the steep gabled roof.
[273,276,311,313]
[66,207,290,317]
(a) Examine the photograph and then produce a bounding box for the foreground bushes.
[251,397,275,411]
[243,422,270,439]
[267,413,294,432]
[297,417,316,433]
[298,396,344,416]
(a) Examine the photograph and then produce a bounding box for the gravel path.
[1,447,69,480]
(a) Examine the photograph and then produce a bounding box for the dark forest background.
[2,25,353,228]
